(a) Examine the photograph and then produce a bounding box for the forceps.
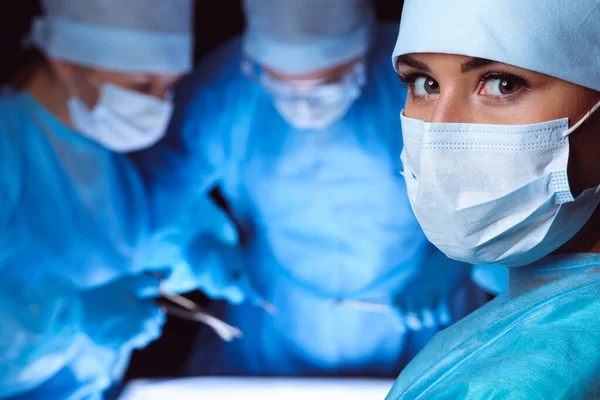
[326,297,452,330]
[150,271,243,342]
[154,291,244,342]
[325,298,394,314]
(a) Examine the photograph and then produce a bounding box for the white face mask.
[67,82,173,153]
[400,101,600,267]
[259,62,367,131]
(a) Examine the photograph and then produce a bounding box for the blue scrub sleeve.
[0,130,81,397]
[0,129,23,252]
[0,276,84,398]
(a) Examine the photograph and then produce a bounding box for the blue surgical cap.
[392,0,600,92]
[32,0,194,73]
[243,0,375,75]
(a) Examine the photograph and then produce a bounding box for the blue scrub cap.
[32,0,194,73]
[392,0,600,92]
[243,0,375,75]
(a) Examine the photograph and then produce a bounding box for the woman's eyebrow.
[396,55,431,73]
[460,57,496,73]
[397,55,501,74]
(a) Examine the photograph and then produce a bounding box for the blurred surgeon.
[385,0,600,398]
[0,0,194,398]
[136,0,486,376]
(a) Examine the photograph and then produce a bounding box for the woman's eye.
[481,78,522,96]
[130,82,154,94]
[414,76,440,95]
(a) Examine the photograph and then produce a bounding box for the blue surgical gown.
[386,254,600,399]
[135,24,484,376]
[0,90,157,398]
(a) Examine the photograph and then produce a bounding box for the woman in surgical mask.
[385,0,600,398]
[30,60,178,152]
[0,0,193,398]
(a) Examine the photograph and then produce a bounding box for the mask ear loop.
[65,73,105,111]
[345,59,368,90]
[62,77,96,119]
[62,78,81,101]
[86,74,103,91]
[242,58,283,98]
[566,99,600,135]
[241,58,260,82]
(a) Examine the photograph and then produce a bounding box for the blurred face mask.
[67,82,173,153]
[259,62,367,131]
[400,101,600,267]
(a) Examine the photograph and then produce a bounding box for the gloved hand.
[150,191,239,253]
[79,274,165,352]
[142,234,263,307]
[182,234,261,305]
[141,192,240,295]
[393,259,472,331]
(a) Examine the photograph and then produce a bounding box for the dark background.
[0,0,403,381]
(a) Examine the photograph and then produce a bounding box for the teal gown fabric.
[386,253,600,399]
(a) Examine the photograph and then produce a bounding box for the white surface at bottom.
[119,377,395,400]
